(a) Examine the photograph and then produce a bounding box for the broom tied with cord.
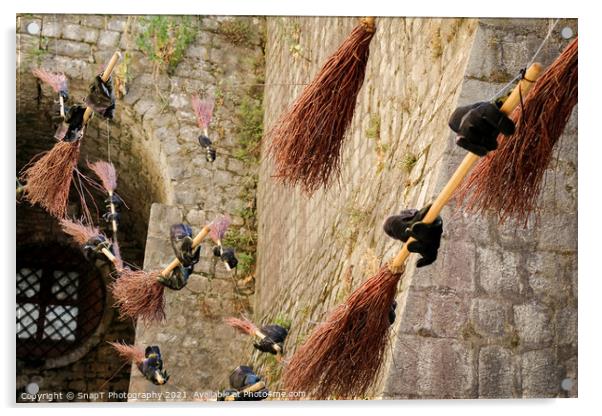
[224,316,287,360]
[282,62,543,400]
[20,51,121,219]
[455,37,578,224]
[112,216,231,323]
[59,218,121,269]
[267,17,376,194]
[88,160,123,266]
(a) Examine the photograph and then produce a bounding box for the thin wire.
[527,18,560,67]
[106,118,112,164]
[488,18,560,102]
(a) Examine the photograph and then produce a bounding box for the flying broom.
[282,62,544,399]
[192,94,217,162]
[111,215,231,323]
[59,218,122,270]
[20,51,121,218]
[455,37,578,225]
[88,160,124,267]
[267,17,376,194]
[225,316,288,359]
[109,342,169,385]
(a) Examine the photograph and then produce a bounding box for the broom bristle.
[111,270,166,323]
[224,316,258,336]
[455,37,578,225]
[109,341,145,365]
[282,265,401,399]
[31,68,68,94]
[88,160,117,192]
[191,94,214,129]
[209,214,231,243]
[20,141,80,218]
[59,218,101,245]
[267,21,376,194]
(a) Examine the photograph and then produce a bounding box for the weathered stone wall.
[17,14,265,401]
[257,17,577,399]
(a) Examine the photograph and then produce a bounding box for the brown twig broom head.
[109,341,145,366]
[267,17,376,194]
[282,265,401,399]
[191,94,215,130]
[31,68,68,96]
[209,214,231,244]
[20,141,81,218]
[88,160,117,193]
[59,218,100,245]
[111,269,166,323]
[111,223,213,324]
[225,316,259,337]
[455,37,578,225]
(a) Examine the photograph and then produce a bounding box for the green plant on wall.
[233,96,263,163]
[400,153,418,173]
[26,35,49,66]
[217,19,254,46]
[276,18,311,62]
[136,16,197,76]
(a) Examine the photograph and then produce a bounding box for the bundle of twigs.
[88,160,123,266]
[112,220,218,323]
[191,94,214,136]
[109,341,145,366]
[267,17,376,194]
[31,68,68,117]
[455,37,578,224]
[282,63,543,399]
[59,218,120,268]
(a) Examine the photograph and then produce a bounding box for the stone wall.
[256,17,577,399]
[16,14,265,401]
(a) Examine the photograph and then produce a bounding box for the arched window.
[16,245,106,362]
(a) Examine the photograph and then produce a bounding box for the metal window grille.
[16,245,106,360]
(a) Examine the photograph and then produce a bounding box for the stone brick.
[521,349,560,397]
[385,336,475,398]
[107,18,127,32]
[41,21,62,38]
[555,307,577,346]
[471,298,510,337]
[514,302,553,347]
[414,240,476,292]
[526,252,573,304]
[48,39,91,59]
[80,15,106,29]
[98,30,120,48]
[479,346,514,398]
[477,247,522,296]
[62,24,87,42]
[83,29,100,44]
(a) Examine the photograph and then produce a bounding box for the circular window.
[16,245,106,362]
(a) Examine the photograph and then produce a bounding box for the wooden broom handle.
[100,247,121,268]
[83,51,121,124]
[389,62,543,270]
[159,225,212,277]
[361,17,376,31]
